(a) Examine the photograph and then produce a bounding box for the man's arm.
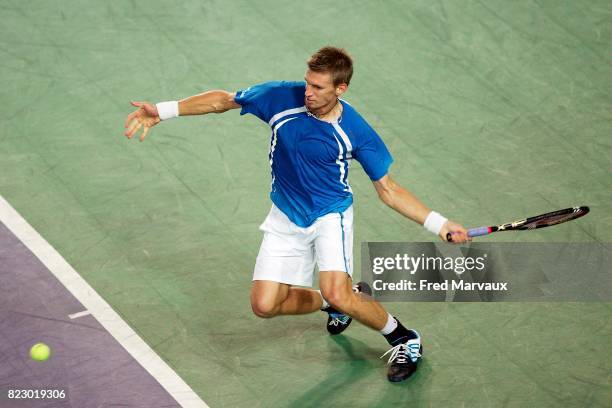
[373,174,469,243]
[178,90,240,116]
[124,90,240,141]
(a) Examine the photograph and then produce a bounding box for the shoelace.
[328,314,350,326]
[325,284,363,327]
[380,342,421,365]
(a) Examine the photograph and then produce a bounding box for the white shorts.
[253,204,354,287]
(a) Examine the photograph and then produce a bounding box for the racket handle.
[446,226,490,242]
[468,227,490,237]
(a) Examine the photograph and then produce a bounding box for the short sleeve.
[352,121,393,181]
[234,81,304,124]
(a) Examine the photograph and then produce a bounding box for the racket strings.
[524,209,588,229]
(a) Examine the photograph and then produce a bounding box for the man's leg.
[250,280,323,318]
[319,271,387,329]
[252,204,327,318]
[320,271,423,382]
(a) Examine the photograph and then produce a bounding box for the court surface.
[1,1,611,407]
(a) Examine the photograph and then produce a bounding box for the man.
[124,46,469,382]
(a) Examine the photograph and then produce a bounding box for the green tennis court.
[1,1,610,407]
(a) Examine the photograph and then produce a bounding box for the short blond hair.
[307,46,353,86]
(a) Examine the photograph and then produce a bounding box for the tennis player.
[124,46,469,382]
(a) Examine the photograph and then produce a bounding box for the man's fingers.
[131,101,143,107]
[126,120,142,139]
[125,118,138,137]
[455,231,470,243]
[446,230,470,243]
[124,111,140,128]
[139,126,150,142]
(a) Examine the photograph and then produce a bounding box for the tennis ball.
[30,342,51,362]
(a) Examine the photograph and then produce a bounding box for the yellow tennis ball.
[30,342,51,362]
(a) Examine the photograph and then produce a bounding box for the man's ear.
[336,83,348,96]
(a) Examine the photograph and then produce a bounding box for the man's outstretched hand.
[440,221,470,244]
[124,101,160,141]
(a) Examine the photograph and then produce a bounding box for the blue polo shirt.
[235,81,393,227]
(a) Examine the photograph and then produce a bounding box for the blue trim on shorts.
[339,212,349,274]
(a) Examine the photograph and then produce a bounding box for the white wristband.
[424,211,448,235]
[155,101,179,121]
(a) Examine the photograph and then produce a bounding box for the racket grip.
[446,226,490,242]
[468,227,490,237]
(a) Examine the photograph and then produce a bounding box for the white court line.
[68,310,92,319]
[0,195,208,408]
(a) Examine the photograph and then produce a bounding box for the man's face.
[304,69,344,112]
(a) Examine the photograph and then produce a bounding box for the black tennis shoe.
[381,329,423,382]
[324,281,372,335]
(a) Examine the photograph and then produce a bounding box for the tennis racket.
[447,206,590,242]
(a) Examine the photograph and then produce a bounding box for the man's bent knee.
[250,298,279,318]
[320,286,352,312]
[319,271,353,311]
[250,280,290,318]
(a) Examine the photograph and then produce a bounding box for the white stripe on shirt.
[333,133,351,193]
[269,116,298,189]
[332,122,353,158]
[268,106,308,127]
